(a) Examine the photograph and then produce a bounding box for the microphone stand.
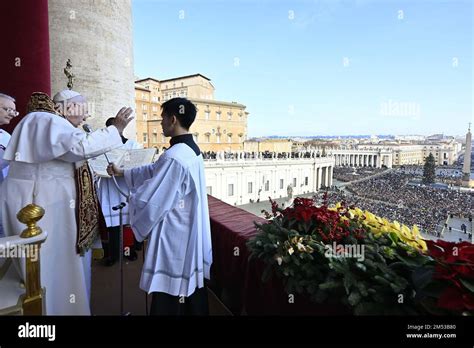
[84,124,131,315]
[84,124,148,315]
[108,160,148,316]
[104,156,131,316]
[112,201,129,316]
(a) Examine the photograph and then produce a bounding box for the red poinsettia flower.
[452,264,474,278]
[426,240,474,264]
[296,206,313,223]
[293,197,314,207]
[438,285,474,311]
[458,245,474,264]
[269,197,280,217]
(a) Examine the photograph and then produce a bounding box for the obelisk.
[462,123,472,187]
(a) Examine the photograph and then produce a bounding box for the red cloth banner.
[0,0,51,132]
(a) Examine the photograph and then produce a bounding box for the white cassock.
[124,143,213,297]
[98,139,141,227]
[0,111,122,315]
[0,129,11,238]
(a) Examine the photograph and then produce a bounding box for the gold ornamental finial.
[64,59,75,90]
[17,204,45,238]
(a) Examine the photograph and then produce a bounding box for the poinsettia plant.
[248,195,432,315]
[413,239,474,315]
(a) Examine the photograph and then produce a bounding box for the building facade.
[421,142,459,166]
[329,149,393,168]
[243,139,293,153]
[134,74,249,151]
[388,145,426,166]
[204,156,334,206]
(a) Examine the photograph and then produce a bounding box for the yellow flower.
[345,205,428,252]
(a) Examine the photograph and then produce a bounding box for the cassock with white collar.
[124,134,212,314]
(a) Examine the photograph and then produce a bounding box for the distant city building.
[394,135,425,141]
[204,155,334,205]
[330,148,393,168]
[421,141,459,166]
[134,74,249,151]
[243,138,293,153]
[426,134,455,141]
[306,137,461,168]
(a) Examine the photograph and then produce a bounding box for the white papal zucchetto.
[52,89,82,102]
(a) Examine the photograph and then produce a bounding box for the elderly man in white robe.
[97,117,142,266]
[0,93,18,238]
[1,90,133,315]
[107,97,212,315]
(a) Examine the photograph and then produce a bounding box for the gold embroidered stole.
[75,162,105,255]
[27,92,105,255]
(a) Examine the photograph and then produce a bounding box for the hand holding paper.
[89,148,157,177]
[107,162,124,177]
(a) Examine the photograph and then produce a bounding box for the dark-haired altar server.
[107,98,212,315]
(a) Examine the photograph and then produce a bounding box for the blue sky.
[133,0,473,137]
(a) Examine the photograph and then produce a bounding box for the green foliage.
[422,153,436,184]
[247,200,433,315]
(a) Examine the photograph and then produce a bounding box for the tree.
[422,153,436,184]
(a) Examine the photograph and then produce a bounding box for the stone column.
[313,164,318,191]
[320,167,325,189]
[316,166,321,191]
[48,0,136,139]
[328,166,333,187]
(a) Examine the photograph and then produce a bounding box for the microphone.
[83,123,113,165]
[83,122,129,199]
[82,124,93,133]
[112,202,127,211]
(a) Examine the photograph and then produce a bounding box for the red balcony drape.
[0,0,51,133]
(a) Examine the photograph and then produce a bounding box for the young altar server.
[107,97,212,315]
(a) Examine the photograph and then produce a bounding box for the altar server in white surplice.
[107,98,212,315]
[1,91,133,315]
[0,93,17,238]
[97,117,142,265]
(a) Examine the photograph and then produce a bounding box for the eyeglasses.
[0,107,19,117]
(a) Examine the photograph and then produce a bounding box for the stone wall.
[49,0,136,139]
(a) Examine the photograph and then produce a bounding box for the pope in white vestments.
[108,98,212,315]
[0,91,134,315]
